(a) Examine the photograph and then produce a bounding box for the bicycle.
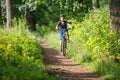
[61,28,71,56]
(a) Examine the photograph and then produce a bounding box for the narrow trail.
[41,41,103,80]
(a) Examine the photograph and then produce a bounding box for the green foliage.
[69,5,120,60]
[1,0,93,26]
[100,0,108,6]
[0,27,54,80]
[95,61,120,80]
[36,22,57,37]
[68,5,120,79]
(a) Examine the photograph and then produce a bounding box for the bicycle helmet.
[60,14,65,17]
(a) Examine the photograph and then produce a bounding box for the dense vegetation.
[45,5,120,80]
[1,0,92,27]
[0,26,54,80]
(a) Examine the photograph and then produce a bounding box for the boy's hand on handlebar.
[56,26,59,30]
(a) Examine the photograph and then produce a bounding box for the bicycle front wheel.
[62,37,66,56]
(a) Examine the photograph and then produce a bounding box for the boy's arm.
[56,25,59,29]
[56,22,60,30]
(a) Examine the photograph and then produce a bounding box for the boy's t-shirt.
[57,21,68,30]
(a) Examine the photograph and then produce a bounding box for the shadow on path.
[41,41,103,80]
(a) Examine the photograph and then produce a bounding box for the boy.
[56,14,72,52]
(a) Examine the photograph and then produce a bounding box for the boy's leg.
[60,40,62,52]
[65,32,70,42]
[59,31,63,52]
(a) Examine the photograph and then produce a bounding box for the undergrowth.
[0,21,54,80]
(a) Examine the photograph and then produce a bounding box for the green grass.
[45,31,59,50]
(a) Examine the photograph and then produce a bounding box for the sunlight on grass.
[45,31,60,51]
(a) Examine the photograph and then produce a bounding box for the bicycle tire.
[62,37,66,56]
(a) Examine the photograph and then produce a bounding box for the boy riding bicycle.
[56,14,72,52]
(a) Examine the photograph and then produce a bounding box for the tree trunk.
[92,0,100,10]
[24,9,36,32]
[6,0,12,29]
[29,18,36,32]
[109,0,120,37]
[0,0,2,25]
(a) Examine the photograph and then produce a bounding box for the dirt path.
[41,41,103,80]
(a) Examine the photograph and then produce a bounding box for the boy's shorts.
[60,29,68,40]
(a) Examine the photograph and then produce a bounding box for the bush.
[67,5,120,79]
[36,22,57,38]
[0,28,53,80]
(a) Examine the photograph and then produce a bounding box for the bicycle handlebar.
[61,28,72,31]
[67,28,72,30]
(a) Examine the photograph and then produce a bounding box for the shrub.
[0,28,53,80]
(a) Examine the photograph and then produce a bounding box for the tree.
[109,0,120,37]
[19,0,43,31]
[6,0,12,28]
[24,8,36,31]
[92,0,100,10]
[0,0,2,25]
